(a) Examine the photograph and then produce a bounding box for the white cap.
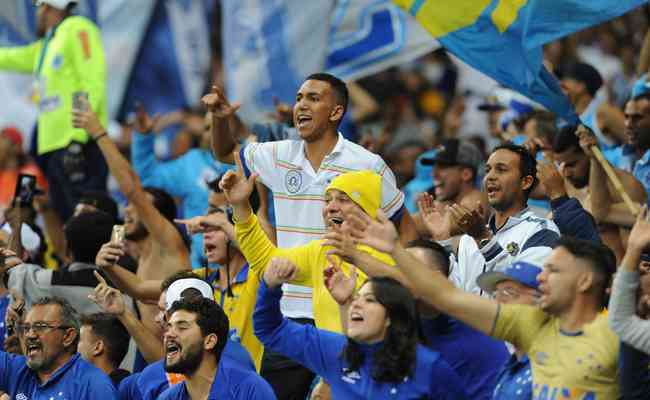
[1,222,41,255]
[35,0,77,10]
[165,278,214,311]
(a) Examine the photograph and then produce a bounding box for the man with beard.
[0,296,117,398]
[158,297,275,399]
[448,143,560,295]
[623,94,650,197]
[551,125,646,261]
[72,100,190,345]
[0,0,108,222]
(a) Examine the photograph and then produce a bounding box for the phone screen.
[13,174,37,207]
[72,91,89,112]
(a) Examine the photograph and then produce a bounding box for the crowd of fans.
[2,0,650,399]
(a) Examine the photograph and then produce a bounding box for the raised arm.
[202,85,247,164]
[89,271,163,362]
[72,104,189,258]
[609,206,650,354]
[347,210,499,336]
[95,242,161,302]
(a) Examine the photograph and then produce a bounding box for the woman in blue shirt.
[253,259,467,399]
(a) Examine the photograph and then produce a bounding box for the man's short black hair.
[80,313,130,367]
[406,239,450,277]
[633,92,650,104]
[78,190,119,222]
[491,143,538,199]
[552,125,581,154]
[555,236,616,309]
[64,210,113,263]
[143,187,177,222]
[168,297,229,360]
[304,73,349,123]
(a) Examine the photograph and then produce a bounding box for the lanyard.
[35,23,61,77]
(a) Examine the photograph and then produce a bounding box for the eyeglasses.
[493,287,522,299]
[16,322,71,336]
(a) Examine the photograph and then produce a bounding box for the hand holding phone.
[13,174,37,207]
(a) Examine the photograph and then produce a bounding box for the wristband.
[93,132,108,141]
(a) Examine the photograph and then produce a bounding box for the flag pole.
[590,145,639,216]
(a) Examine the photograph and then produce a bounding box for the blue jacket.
[131,132,235,268]
[157,357,276,400]
[550,196,601,243]
[420,315,509,400]
[0,352,117,399]
[253,280,468,399]
[118,339,255,400]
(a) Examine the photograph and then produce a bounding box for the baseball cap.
[421,139,483,173]
[558,62,603,97]
[0,127,23,149]
[165,278,214,311]
[34,0,77,9]
[477,261,542,293]
[326,170,381,219]
[632,74,650,99]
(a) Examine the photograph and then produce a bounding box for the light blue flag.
[395,0,646,122]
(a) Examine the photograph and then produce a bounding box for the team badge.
[506,242,519,256]
[52,54,63,70]
[285,170,302,194]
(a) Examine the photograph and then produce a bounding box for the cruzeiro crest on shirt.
[285,170,302,194]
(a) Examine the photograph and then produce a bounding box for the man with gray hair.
[0,296,117,398]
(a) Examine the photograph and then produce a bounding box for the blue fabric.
[492,354,533,399]
[405,0,646,123]
[157,356,276,400]
[0,295,9,350]
[131,339,256,400]
[0,352,117,399]
[521,228,560,252]
[403,149,436,213]
[420,315,509,400]
[118,373,141,400]
[253,280,468,399]
[618,342,650,400]
[131,131,235,268]
[633,149,650,206]
[550,196,601,243]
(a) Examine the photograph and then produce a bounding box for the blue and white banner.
[222,0,437,124]
[222,0,334,123]
[326,0,439,81]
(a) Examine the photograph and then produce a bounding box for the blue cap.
[632,74,650,99]
[476,261,542,293]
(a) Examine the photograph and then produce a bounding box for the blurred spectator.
[0,127,47,212]
[0,0,108,222]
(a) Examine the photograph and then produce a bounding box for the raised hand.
[89,271,126,316]
[345,209,399,254]
[576,125,598,158]
[95,242,125,269]
[263,258,298,289]
[71,98,105,138]
[537,160,567,200]
[0,248,22,275]
[201,85,241,119]
[219,152,257,207]
[417,193,458,240]
[134,102,161,133]
[627,205,650,255]
[323,254,357,305]
[447,201,488,239]
[322,223,358,263]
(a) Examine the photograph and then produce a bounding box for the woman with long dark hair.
[253,258,467,399]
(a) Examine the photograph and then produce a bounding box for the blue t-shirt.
[420,315,509,400]
[0,295,9,349]
[491,354,533,399]
[119,339,256,400]
[0,352,117,399]
[158,356,276,400]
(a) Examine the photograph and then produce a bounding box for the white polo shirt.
[241,133,404,318]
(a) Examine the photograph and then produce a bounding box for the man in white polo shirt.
[204,72,415,398]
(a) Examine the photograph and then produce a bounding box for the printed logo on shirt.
[16,394,28,400]
[532,383,597,400]
[341,368,361,384]
[285,170,302,194]
[506,242,520,256]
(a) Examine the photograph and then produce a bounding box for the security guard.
[0,0,107,221]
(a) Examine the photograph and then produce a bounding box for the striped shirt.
[240,133,404,318]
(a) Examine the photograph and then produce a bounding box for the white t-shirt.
[241,133,404,318]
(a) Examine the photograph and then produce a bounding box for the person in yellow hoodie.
[220,153,394,334]
[0,0,107,221]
